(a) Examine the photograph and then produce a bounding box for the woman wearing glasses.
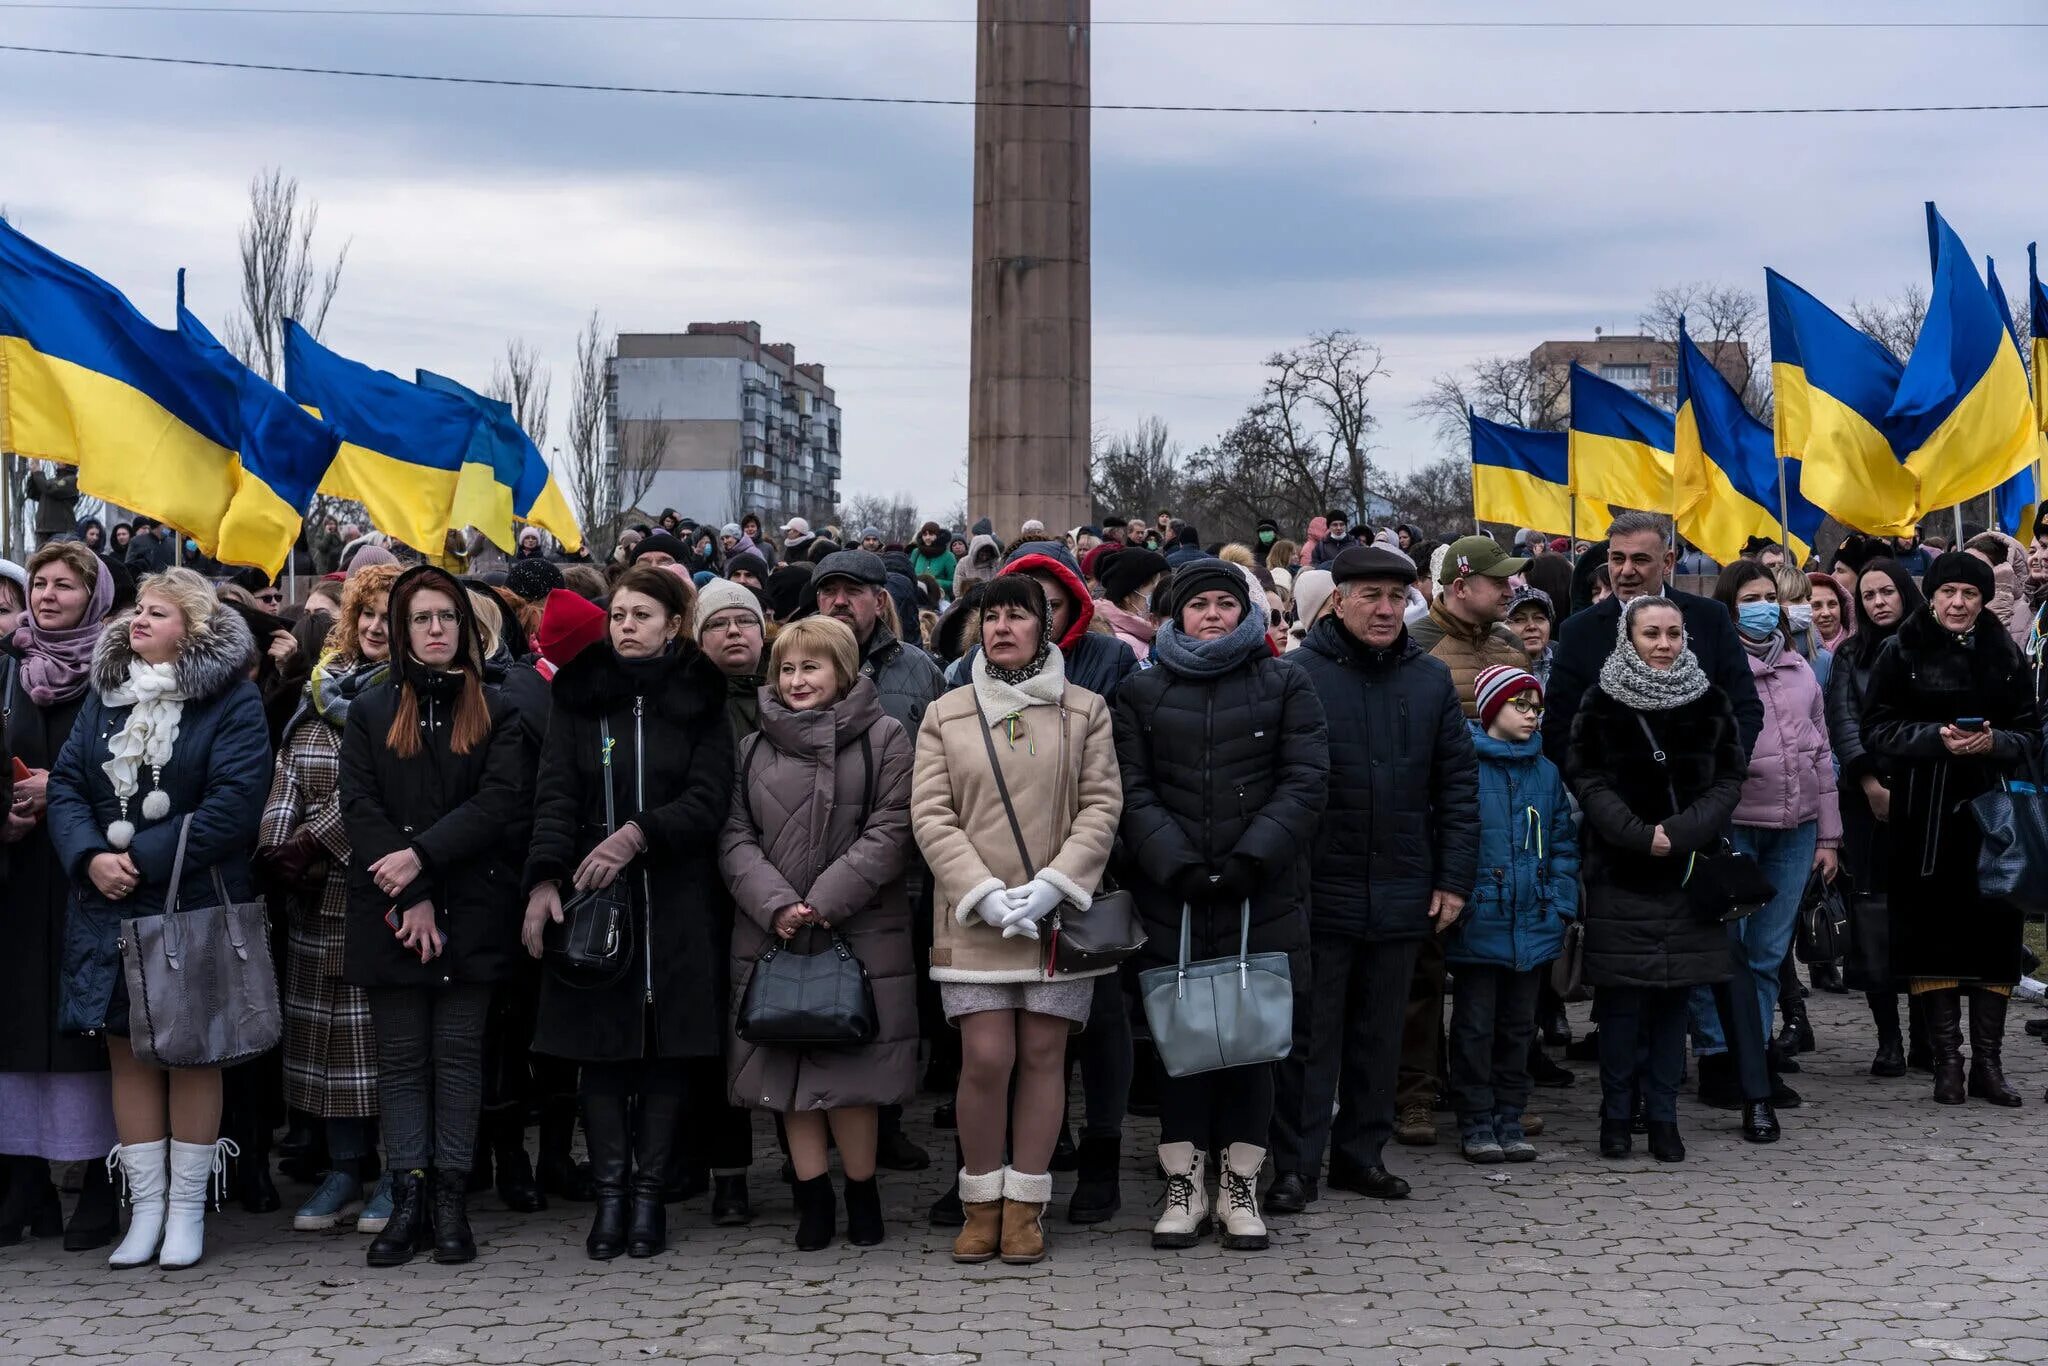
[339,567,531,1267]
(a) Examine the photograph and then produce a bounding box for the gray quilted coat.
[717,678,917,1112]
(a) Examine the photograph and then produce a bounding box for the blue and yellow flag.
[2030,243,2048,427]
[1984,256,2039,535]
[0,220,333,574]
[416,370,582,553]
[283,322,483,557]
[1674,321,1820,565]
[1469,412,1606,538]
[1567,363,1672,519]
[1766,267,1914,535]
[1885,204,2037,518]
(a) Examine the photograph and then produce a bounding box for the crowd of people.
[1,489,2042,1273]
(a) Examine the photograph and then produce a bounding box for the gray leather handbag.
[1139,901,1293,1078]
[118,815,282,1069]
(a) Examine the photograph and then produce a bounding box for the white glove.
[998,879,1063,935]
[973,891,1014,930]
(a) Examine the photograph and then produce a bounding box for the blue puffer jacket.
[1444,724,1579,973]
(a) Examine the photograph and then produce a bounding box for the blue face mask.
[1736,601,1781,640]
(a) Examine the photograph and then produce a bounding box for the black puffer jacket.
[1289,616,1478,940]
[1114,645,1329,965]
[524,642,736,1061]
[1565,684,1746,990]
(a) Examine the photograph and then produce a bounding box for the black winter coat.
[1565,685,1746,990]
[1289,617,1478,940]
[1114,649,1329,965]
[1863,610,2039,984]
[339,678,532,988]
[525,644,736,1062]
[1824,636,1892,890]
[1544,586,1764,767]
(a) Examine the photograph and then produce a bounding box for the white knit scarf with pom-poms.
[98,658,187,848]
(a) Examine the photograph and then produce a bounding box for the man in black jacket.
[1266,545,1480,1212]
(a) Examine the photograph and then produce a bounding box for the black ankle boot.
[366,1170,431,1267]
[1967,991,2022,1107]
[874,1106,930,1172]
[1598,1118,1631,1159]
[1066,1134,1122,1225]
[63,1157,118,1251]
[793,1174,836,1251]
[583,1093,631,1261]
[537,1099,593,1202]
[1645,1121,1685,1163]
[1869,990,1907,1076]
[431,1171,476,1264]
[843,1176,884,1247]
[628,1094,681,1258]
[1926,989,1966,1104]
[491,1113,546,1213]
[712,1172,752,1226]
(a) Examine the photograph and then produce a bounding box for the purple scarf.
[11,559,115,705]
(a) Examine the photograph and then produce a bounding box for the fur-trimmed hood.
[89,600,254,703]
[548,639,726,723]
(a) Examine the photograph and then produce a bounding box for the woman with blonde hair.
[47,567,270,1268]
[720,616,916,1251]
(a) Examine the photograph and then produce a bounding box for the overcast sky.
[2,1,2041,525]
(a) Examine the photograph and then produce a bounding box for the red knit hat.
[536,588,607,669]
[1474,664,1542,729]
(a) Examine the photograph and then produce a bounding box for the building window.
[1600,363,1651,391]
[1653,366,1676,389]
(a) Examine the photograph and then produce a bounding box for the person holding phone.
[340,566,531,1268]
[1862,551,2038,1108]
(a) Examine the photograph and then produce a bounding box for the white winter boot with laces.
[1217,1143,1270,1251]
[1151,1142,1210,1250]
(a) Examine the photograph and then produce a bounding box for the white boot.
[1218,1143,1270,1251]
[158,1138,234,1269]
[107,1140,170,1269]
[1151,1143,1210,1250]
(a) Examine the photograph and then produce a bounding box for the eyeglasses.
[408,609,460,629]
[1507,696,1545,717]
[702,613,759,635]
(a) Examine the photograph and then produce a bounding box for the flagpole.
[1775,449,1793,565]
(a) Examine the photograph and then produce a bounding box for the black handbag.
[1794,867,1850,964]
[977,694,1144,977]
[1550,920,1587,1001]
[1633,715,1774,922]
[735,927,878,1046]
[1841,890,1892,992]
[1969,752,2048,914]
[544,716,634,988]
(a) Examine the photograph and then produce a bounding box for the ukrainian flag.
[2030,243,2048,426]
[0,220,332,575]
[1984,256,2040,535]
[1567,363,1673,518]
[1766,267,1915,536]
[1470,412,1606,538]
[1674,321,1820,566]
[283,322,483,557]
[416,370,582,553]
[1886,204,2037,517]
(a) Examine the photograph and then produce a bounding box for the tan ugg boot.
[951,1168,1004,1264]
[998,1168,1051,1265]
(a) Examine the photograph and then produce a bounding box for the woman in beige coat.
[719,617,914,1254]
[911,573,1123,1267]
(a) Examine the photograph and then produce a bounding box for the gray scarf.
[1596,597,1710,711]
[1150,609,1270,680]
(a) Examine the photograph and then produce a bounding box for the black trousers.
[1272,935,1420,1178]
[1447,964,1540,1122]
[1597,986,1688,1123]
[1396,933,1448,1113]
[1159,1062,1274,1152]
[366,983,493,1172]
[590,1056,754,1172]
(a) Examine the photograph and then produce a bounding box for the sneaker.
[1458,1122,1504,1164]
[293,1171,364,1232]
[1394,1107,1437,1146]
[1494,1115,1536,1163]
[355,1173,394,1234]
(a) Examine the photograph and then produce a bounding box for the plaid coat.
[261,711,378,1118]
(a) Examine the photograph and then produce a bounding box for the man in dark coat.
[1310,510,1362,568]
[23,465,79,547]
[1267,545,1479,1212]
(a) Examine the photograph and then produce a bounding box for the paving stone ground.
[4,990,2047,1365]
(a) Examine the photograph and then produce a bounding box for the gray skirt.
[941,977,1094,1026]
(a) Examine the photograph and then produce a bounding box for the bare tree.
[1412,351,1576,455]
[1273,330,1391,520]
[488,338,552,447]
[1089,416,1184,524]
[221,169,350,384]
[1640,281,1771,419]
[843,491,921,544]
[1848,284,1930,364]
[562,311,663,562]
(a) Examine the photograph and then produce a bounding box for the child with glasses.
[1444,666,1578,1164]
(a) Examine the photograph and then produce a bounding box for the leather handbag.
[1549,920,1587,1001]
[977,698,1145,977]
[735,926,878,1047]
[545,717,635,988]
[118,815,282,1069]
[1794,867,1850,964]
[1841,890,1892,992]
[1970,761,2048,914]
[1632,715,1773,922]
[1138,901,1292,1078]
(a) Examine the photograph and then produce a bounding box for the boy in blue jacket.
[1446,666,1579,1163]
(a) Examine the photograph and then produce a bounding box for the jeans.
[1689,823,1817,1057]
[1597,985,1688,1123]
[366,984,493,1173]
[1447,964,1541,1122]
[1272,937,1417,1177]
[1159,1062,1275,1153]
[1076,972,1134,1141]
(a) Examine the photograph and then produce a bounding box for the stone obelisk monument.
[967,0,1090,540]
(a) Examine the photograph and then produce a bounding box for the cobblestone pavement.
[3,991,2046,1365]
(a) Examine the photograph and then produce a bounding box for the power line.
[3,44,2043,117]
[0,3,2041,26]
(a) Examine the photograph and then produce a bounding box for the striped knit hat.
[1474,664,1542,729]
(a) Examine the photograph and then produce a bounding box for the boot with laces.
[1150,1143,1210,1250]
[1216,1143,1268,1252]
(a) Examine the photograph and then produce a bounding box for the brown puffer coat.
[718,678,916,1112]
[1407,599,1531,715]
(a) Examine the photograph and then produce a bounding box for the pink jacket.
[1094,597,1156,662]
[1298,517,1328,569]
[1733,642,1841,844]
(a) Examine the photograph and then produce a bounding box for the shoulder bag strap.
[740,732,765,830]
[0,654,16,754]
[976,712,1037,878]
[164,813,195,914]
[1631,711,1683,813]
